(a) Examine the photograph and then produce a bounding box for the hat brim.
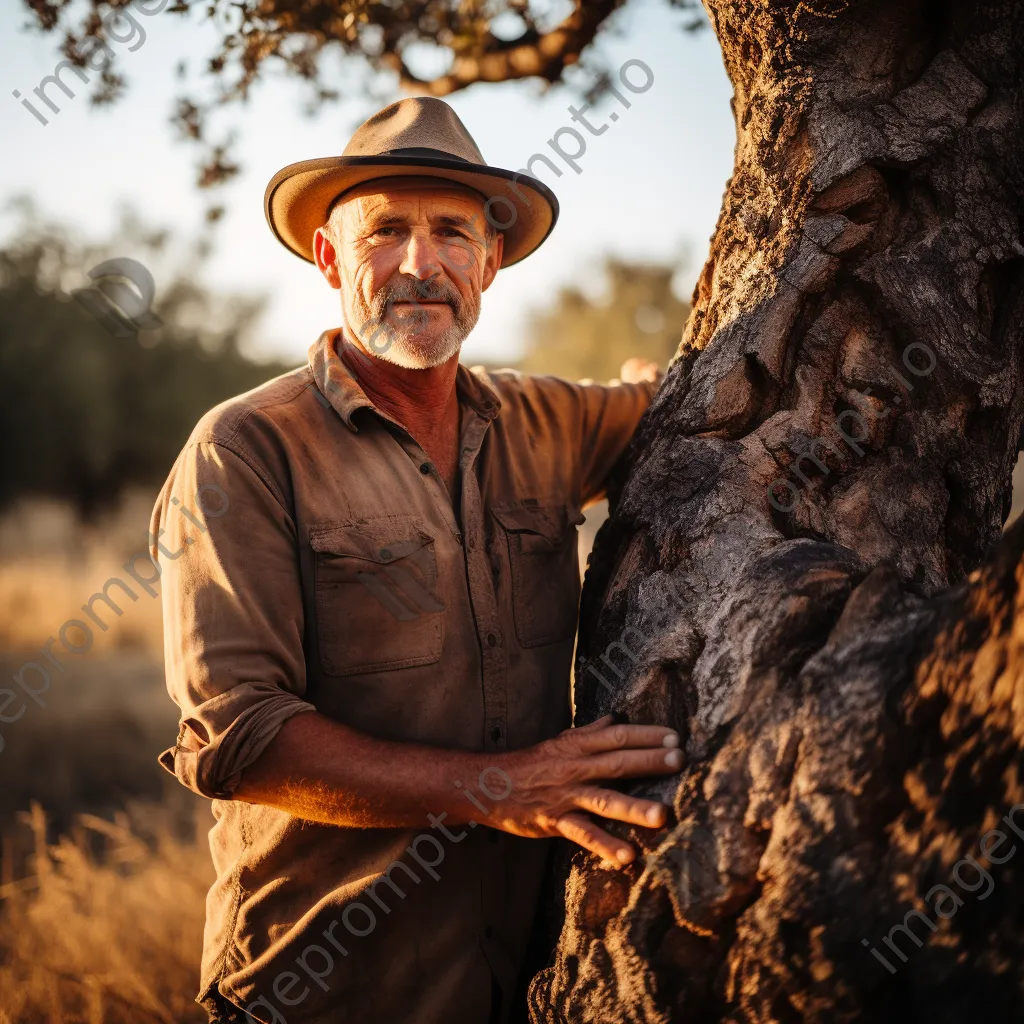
[264,154,559,269]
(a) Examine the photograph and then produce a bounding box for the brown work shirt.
[152,329,654,1024]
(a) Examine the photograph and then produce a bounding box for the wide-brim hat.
[264,97,559,269]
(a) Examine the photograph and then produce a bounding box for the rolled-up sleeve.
[515,375,657,508]
[152,439,316,800]
[575,378,658,505]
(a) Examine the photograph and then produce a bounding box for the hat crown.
[265,97,558,268]
[342,97,487,166]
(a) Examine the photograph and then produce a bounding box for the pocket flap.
[309,519,433,564]
[491,503,585,544]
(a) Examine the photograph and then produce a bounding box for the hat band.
[326,161,492,219]
[378,147,474,163]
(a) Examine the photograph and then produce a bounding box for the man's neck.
[338,333,459,425]
[337,331,462,497]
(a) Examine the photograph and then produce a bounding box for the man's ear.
[313,227,342,290]
[481,232,504,293]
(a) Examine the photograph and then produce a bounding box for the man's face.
[314,178,503,369]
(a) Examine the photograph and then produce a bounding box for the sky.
[0,0,736,366]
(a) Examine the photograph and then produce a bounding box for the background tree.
[519,258,691,383]
[0,203,289,515]
[18,0,1024,1019]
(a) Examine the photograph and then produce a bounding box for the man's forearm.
[233,711,495,829]
[234,710,683,867]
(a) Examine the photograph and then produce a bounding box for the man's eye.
[373,227,398,239]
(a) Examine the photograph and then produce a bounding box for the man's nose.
[399,230,442,281]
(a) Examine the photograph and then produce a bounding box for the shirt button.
[419,462,431,474]
[486,633,498,648]
[490,725,502,742]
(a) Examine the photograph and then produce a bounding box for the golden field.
[0,492,211,1023]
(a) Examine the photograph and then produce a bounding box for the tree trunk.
[528,0,1024,1020]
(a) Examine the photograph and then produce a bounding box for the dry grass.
[0,491,165,657]
[0,495,212,1023]
[0,802,212,1024]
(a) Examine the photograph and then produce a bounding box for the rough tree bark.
[529,0,1024,1021]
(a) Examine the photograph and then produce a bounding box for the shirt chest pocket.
[309,518,444,676]
[490,502,585,648]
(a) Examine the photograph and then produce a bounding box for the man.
[153,97,680,1024]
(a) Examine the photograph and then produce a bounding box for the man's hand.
[483,715,682,868]
[235,712,681,868]
[618,357,661,384]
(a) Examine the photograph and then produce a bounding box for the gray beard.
[350,276,479,369]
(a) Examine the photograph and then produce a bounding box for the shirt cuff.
[158,684,317,800]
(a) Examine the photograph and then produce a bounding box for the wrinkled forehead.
[333,175,489,225]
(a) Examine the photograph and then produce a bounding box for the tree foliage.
[519,258,691,382]
[0,205,290,515]
[19,0,703,186]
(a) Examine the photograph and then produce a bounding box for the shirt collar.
[307,328,502,431]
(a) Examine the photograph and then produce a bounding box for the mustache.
[372,277,463,319]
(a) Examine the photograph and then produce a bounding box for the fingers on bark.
[556,811,633,866]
